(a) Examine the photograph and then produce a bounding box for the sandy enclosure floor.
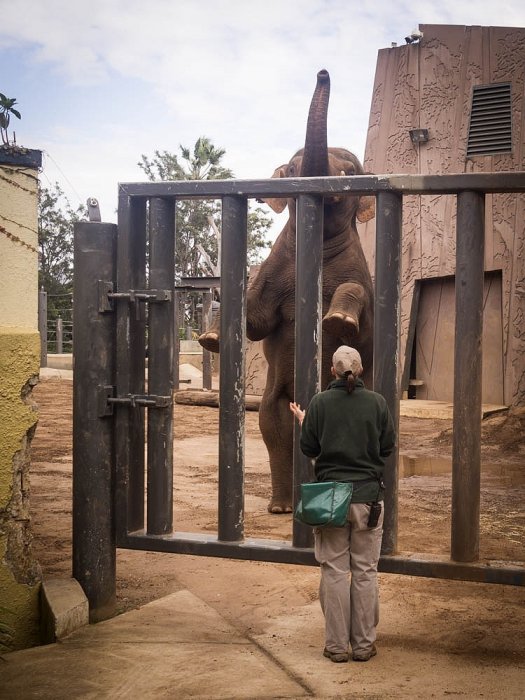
[28,377,525,697]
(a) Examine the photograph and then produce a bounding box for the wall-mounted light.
[409,128,430,145]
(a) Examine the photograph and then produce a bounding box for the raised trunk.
[300,69,330,178]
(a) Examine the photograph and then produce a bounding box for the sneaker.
[323,648,349,663]
[352,644,377,662]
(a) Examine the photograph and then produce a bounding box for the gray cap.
[332,346,363,377]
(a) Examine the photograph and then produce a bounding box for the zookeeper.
[289,345,395,663]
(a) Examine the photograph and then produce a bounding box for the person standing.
[290,345,395,663]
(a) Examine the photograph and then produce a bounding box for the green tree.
[139,137,272,277]
[38,183,86,346]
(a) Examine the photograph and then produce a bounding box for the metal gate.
[72,173,525,621]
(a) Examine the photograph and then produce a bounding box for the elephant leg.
[259,390,294,514]
[198,311,220,353]
[322,282,366,344]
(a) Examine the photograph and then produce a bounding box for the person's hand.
[289,402,305,425]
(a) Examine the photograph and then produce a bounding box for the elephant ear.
[356,194,375,223]
[261,165,288,213]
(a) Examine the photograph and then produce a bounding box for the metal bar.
[147,197,175,535]
[293,195,323,549]
[56,317,63,354]
[451,191,485,562]
[218,195,247,542]
[115,195,147,539]
[173,290,181,392]
[202,291,212,390]
[72,221,117,622]
[118,172,525,199]
[117,531,525,585]
[374,191,402,556]
[38,288,47,367]
[178,276,221,290]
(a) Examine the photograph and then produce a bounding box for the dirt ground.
[28,377,525,697]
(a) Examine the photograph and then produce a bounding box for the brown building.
[361,24,525,407]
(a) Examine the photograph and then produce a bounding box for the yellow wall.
[0,158,42,651]
[0,164,39,328]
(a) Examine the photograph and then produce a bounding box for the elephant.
[199,69,375,514]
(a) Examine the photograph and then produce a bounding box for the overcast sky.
[1,0,524,232]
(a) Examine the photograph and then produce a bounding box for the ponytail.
[344,370,356,394]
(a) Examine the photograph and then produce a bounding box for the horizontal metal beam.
[176,276,221,290]
[119,172,525,200]
[118,531,525,585]
[379,554,525,587]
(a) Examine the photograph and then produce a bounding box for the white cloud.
[2,0,524,230]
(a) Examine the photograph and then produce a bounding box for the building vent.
[467,83,512,157]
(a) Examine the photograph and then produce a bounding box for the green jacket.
[300,378,396,503]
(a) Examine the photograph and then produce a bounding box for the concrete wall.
[0,150,42,651]
[361,24,525,406]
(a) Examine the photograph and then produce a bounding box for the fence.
[72,172,525,621]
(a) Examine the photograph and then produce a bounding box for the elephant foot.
[198,331,219,353]
[322,312,359,343]
[267,498,293,514]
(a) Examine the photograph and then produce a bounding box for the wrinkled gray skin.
[199,70,375,513]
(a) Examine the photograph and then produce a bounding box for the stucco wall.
[0,155,42,651]
[361,24,525,406]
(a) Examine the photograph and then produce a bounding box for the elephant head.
[264,69,375,235]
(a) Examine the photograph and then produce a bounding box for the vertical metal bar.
[173,290,181,392]
[374,191,402,556]
[218,195,247,542]
[451,191,485,562]
[202,290,212,390]
[38,288,47,367]
[115,194,147,540]
[56,317,63,354]
[72,221,116,622]
[293,194,323,549]
[147,197,175,535]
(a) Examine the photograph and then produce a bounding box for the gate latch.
[98,281,172,314]
[98,386,172,416]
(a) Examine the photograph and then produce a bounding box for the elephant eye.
[288,163,296,176]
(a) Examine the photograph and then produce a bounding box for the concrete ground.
[3,577,524,700]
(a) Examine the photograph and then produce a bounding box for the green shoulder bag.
[294,481,353,528]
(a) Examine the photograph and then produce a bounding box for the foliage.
[0,93,21,146]
[138,137,272,277]
[38,183,86,325]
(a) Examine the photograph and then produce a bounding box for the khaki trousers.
[314,502,384,655]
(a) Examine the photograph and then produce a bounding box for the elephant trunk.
[300,69,330,178]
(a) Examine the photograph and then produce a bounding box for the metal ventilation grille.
[467,83,512,157]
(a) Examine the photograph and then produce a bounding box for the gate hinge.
[98,386,173,416]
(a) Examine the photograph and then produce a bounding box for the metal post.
[374,191,402,555]
[72,221,117,622]
[56,317,63,354]
[202,291,212,390]
[218,195,247,542]
[292,194,324,549]
[147,197,175,535]
[451,191,485,562]
[173,290,181,392]
[38,288,47,368]
[115,194,147,539]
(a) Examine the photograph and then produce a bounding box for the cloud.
[2,0,524,228]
